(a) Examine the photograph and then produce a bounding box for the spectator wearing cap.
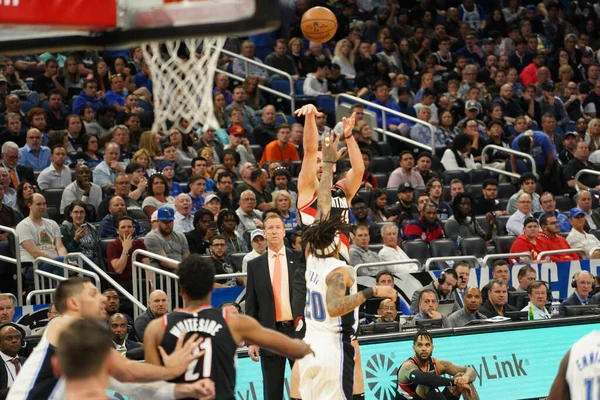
[456,30,486,67]
[242,229,267,276]
[538,192,572,232]
[385,183,420,227]
[173,193,194,233]
[559,132,579,165]
[224,86,259,134]
[157,160,182,197]
[520,52,546,86]
[144,206,190,271]
[536,212,580,262]
[259,124,299,168]
[402,203,445,244]
[567,207,600,254]
[453,100,486,136]
[540,83,570,131]
[378,223,419,274]
[563,141,600,191]
[107,216,151,287]
[507,192,535,236]
[224,125,256,165]
[204,193,221,221]
[387,151,425,189]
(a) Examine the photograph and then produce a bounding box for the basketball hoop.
[142,36,226,134]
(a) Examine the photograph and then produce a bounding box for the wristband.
[122,252,129,256]
[362,287,374,300]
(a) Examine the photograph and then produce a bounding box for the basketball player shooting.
[295,129,397,400]
[397,329,479,400]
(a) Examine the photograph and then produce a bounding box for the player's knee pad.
[353,393,365,400]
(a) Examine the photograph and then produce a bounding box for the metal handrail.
[335,94,437,153]
[32,270,69,305]
[355,259,422,275]
[209,45,296,111]
[589,247,600,257]
[536,249,588,261]
[481,144,538,179]
[482,253,533,267]
[64,253,146,315]
[424,256,479,271]
[574,169,600,192]
[0,226,22,305]
[26,289,57,306]
[215,272,247,279]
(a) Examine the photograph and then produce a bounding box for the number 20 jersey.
[304,255,358,338]
[160,307,237,400]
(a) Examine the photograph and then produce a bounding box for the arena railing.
[33,257,101,305]
[26,288,56,306]
[573,169,600,192]
[481,144,538,179]
[536,249,588,261]
[0,226,22,306]
[131,249,179,318]
[208,45,296,111]
[481,253,533,268]
[335,94,437,154]
[588,247,600,257]
[64,253,146,316]
[424,256,479,271]
[355,259,422,276]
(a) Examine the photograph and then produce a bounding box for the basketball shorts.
[298,333,355,400]
[413,387,460,400]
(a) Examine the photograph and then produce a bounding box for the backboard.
[0,0,280,54]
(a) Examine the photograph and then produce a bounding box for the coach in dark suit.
[0,323,26,400]
[0,142,36,189]
[246,214,304,400]
[560,271,595,316]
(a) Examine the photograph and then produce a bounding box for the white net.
[141,36,226,134]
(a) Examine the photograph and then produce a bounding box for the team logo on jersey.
[364,353,397,400]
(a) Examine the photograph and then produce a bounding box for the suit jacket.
[584,210,600,232]
[246,248,303,337]
[559,292,586,316]
[0,355,26,400]
[0,164,35,190]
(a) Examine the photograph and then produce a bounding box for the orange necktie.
[9,169,18,189]
[272,253,283,322]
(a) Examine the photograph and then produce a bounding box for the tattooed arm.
[325,267,397,318]
[437,359,479,400]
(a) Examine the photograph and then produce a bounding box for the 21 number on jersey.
[185,337,213,381]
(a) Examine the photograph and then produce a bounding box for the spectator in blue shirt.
[367,83,413,134]
[510,130,557,190]
[72,79,107,116]
[538,193,572,233]
[133,60,153,94]
[409,106,446,149]
[104,75,128,113]
[455,30,486,67]
[18,128,51,170]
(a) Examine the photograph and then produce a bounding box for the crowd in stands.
[2,0,600,330]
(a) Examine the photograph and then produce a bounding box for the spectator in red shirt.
[402,203,445,243]
[107,216,151,289]
[536,213,580,262]
[509,216,542,264]
[519,52,546,86]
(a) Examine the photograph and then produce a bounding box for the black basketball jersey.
[160,306,237,400]
[298,183,352,262]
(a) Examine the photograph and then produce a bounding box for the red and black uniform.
[398,356,440,398]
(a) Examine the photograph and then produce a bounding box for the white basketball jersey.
[304,255,358,337]
[566,331,600,400]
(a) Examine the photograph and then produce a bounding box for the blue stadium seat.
[271,80,291,96]
[317,95,335,115]
[295,79,305,96]
[20,101,36,113]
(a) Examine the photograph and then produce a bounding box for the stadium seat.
[21,101,36,113]
[369,222,387,244]
[137,219,152,234]
[557,232,569,239]
[42,189,64,211]
[468,184,482,198]
[401,240,430,265]
[250,145,263,162]
[180,183,189,193]
[46,206,62,224]
[289,160,302,177]
[430,239,458,257]
[229,252,247,273]
[374,173,388,188]
[443,170,469,185]
[495,235,517,254]
[317,95,335,115]
[295,79,305,96]
[475,215,490,233]
[384,188,398,205]
[498,198,509,210]
[377,141,392,156]
[368,244,384,253]
[498,183,517,199]
[98,238,115,271]
[495,215,511,235]
[271,80,291,98]
[469,169,490,184]
[554,195,573,211]
[413,186,426,202]
[443,185,452,202]
[460,237,487,258]
[431,155,444,172]
[371,157,394,174]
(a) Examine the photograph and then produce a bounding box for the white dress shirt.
[585,210,598,230]
[378,245,420,273]
[37,164,72,190]
[567,228,600,254]
[506,210,531,236]
[173,211,194,233]
[1,351,18,388]
[267,246,293,321]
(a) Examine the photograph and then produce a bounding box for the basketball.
[301,6,337,43]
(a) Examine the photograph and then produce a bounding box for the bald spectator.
[109,313,140,353]
[252,105,277,148]
[259,124,300,167]
[575,190,600,231]
[173,193,194,233]
[134,289,169,342]
[0,323,26,395]
[448,287,487,327]
[98,196,146,239]
[232,40,268,83]
[18,129,51,170]
[37,145,71,191]
[93,142,123,192]
[506,192,534,236]
[16,193,68,281]
[60,163,102,214]
[96,173,146,220]
[494,83,525,125]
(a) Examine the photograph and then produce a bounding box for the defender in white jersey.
[549,331,600,400]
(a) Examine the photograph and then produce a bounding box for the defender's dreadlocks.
[302,214,350,258]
